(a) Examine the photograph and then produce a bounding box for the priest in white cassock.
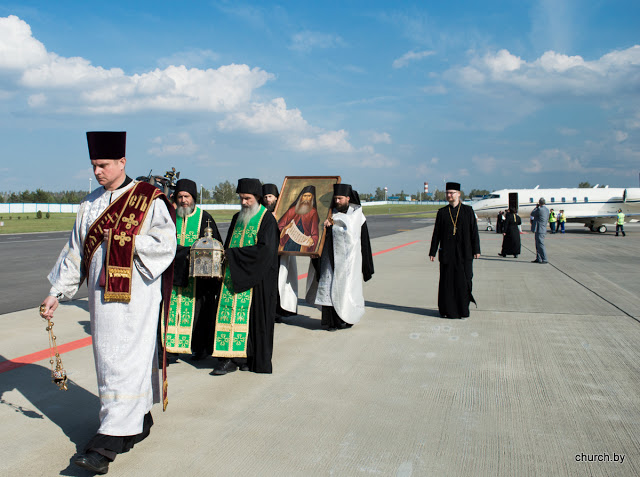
[40,131,177,475]
[306,183,374,331]
[262,183,298,321]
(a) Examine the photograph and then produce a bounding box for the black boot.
[74,451,110,474]
[211,359,238,376]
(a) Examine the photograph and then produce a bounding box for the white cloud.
[27,92,46,107]
[0,15,273,114]
[0,16,360,156]
[524,149,584,173]
[293,130,354,153]
[148,133,198,157]
[446,45,640,98]
[615,131,629,143]
[369,132,392,144]
[289,31,345,53]
[392,50,435,69]
[0,15,48,70]
[430,157,439,164]
[218,97,309,133]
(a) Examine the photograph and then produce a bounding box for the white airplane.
[471,185,640,233]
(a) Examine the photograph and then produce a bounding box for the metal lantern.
[189,221,225,279]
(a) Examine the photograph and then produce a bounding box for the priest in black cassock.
[212,178,279,375]
[429,182,481,318]
[499,207,521,258]
[306,183,374,331]
[168,179,222,360]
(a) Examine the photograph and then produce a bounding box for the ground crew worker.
[557,210,566,234]
[549,209,556,233]
[616,209,626,237]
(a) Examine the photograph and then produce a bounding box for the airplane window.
[489,194,500,199]
[562,197,565,202]
[584,197,588,202]
[573,197,577,202]
[551,197,555,202]
[529,198,534,203]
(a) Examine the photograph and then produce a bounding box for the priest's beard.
[335,202,349,213]
[295,199,313,216]
[265,201,276,212]
[238,201,260,225]
[177,204,195,218]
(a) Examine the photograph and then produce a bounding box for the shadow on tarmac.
[365,300,441,318]
[0,355,100,475]
[279,314,322,331]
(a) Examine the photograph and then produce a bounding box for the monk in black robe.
[429,182,481,318]
[499,207,521,258]
[171,179,222,360]
[212,178,278,375]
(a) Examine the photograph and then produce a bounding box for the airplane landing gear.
[598,225,607,233]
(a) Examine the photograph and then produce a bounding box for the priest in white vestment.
[306,183,374,331]
[40,132,176,475]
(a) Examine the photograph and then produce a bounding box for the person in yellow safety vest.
[549,208,557,233]
[557,210,566,234]
[616,209,626,237]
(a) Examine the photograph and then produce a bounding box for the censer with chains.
[40,305,68,391]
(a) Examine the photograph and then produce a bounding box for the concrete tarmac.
[1,223,639,476]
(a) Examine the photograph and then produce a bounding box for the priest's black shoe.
[531,260,541,263]
[211,359,238,375]
[74,451,110,474]
[190,350,208,361]
[239,363,250,371]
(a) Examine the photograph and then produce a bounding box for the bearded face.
[177,204,195,218]
[334,194,350,213]
[295,192,314,216]
[238,195,260,225]
[263,194,277,212]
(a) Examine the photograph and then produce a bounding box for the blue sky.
[1,1,639,195]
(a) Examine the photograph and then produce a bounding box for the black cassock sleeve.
[361,222,374,282]
[469,206,481,256]
[429,209,443,257]
[173,245,190,287]
[225,213,278,294]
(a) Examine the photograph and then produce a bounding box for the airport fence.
[0,200,459,214]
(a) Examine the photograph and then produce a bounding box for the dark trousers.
[616,224,625,236]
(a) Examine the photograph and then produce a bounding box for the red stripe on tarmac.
[373,240,421,256]
[0,336,92,374]
[1,239,421,375]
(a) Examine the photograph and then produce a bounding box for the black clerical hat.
[445,182,461,191]
[86,131,126,160]
[175,179,198,202]
[262,183,279,197]
[333,183,352,197]
[236,178,262,197]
